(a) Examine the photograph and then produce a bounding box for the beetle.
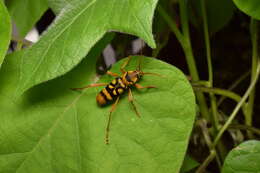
[72,56,160,144]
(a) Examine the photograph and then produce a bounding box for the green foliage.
[0,55,196,172]
[47,0,79,14]
[9,0,157,99]
[1,0,260,172]
[222,140,260,173]
[0,0,11,67]
[6,0,48,37]
[190,0,235,33]
[180,155,199,173]
[233,0,260,20]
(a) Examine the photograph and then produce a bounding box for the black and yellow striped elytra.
[97,71,141,106]
[71,56,160,144]
[97,77,126,106]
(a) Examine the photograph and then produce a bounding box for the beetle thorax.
[122,71,141,85]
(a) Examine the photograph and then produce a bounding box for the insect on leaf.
[0,56,196,173]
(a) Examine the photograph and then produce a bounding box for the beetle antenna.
[141,72,165,77]
[138,39,144,71]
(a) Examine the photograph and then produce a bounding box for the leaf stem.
[179,1,210,120]
[199,0,219,133]
[200,0,212,84]
[178,0,200,81]
[246,18,259,138]
[217,70,250,106]
[193,86,241,103]
[197,119,221,169]
[196,150,216,173]
[193,86,248,129]
[212,61,260,148]
[198,61,260,170]
[157,5,184,45]
[228,124,260,136]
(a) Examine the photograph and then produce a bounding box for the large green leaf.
[233,0,260,20]
[6,0,48,37]
[0,0,11,67]
[10,0,157,99]
[222,140,260,173]
[0,55,195,173]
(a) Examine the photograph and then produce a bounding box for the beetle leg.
[128,88,140,118]
[71,83,108,91]
[106,71,120,77]
[135,83,157,89]
[106,96,120,144]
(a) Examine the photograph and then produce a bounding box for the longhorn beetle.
[72,56,161,144]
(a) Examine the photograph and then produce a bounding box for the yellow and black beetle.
[72,56,160,144]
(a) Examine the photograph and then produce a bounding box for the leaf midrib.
[15,92,85,172]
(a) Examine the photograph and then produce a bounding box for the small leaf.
[0,0,11,67]
[10,0,158,99]
[0,56,196,173]
[222,140,260,173]
[6,0,48,37]
[233,0,260,19]
[180,155,199,173]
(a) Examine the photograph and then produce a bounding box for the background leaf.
[233,0,260,20]
[189,0,235,33]
[6,0,48,37]
[0,0,11,67]
[222,140,260,173]
[180,155,199,173]
[9,0,158,99]
[0,55,195,173]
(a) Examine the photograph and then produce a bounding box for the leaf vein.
[18,0,97,95]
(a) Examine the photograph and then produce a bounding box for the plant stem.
[200,0,212,84]
[197,61,260,171]
[218,70,250,106]
[193,86,247,119]
[157,5,184,45]
[246,19,259,138]
[193,86,241,103]
[199,0,219,130]
[212,61,260,147]
[158,4,210,119]
[178,1,199,80]
[191,80,210,87]
[197,119,221,169]
[228,124,260,136]
[196,150,216,173]
[178,0,210,120]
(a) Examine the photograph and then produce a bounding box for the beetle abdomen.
[96,77,127,106]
